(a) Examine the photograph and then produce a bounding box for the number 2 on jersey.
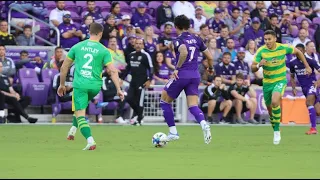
[188,47,196,62]
[83,53,93,69]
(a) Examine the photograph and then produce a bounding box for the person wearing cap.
[234,47,250,85]
[225,7,244,39]
[191,6,207,33]
[118,15,138,38]
[172,1,195,19]
[268,1,283,20]
[266,14,282,43]
[131,2,151,31]
[242,17,264,48]
[58,11,82,50]
[156,1,174,28]
[195,1,217,19]
[49,1,73,28]
[207,8,225,37]
[82,1,104,25]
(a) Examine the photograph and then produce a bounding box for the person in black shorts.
[228,73,259,124]
[200,75,232,124]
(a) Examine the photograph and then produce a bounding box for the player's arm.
[59,58,73,87]
[292,47,311,74]
[176,44,188,69]
[202,49,214,71]
[106,63,122,93]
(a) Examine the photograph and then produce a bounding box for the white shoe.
[167,132,180,141]
[130,116,138,125]
[203,124,212,144]
[82,142,96,150]
[115,117,127,124]
[273,131,281,145]
[67,127,76,140]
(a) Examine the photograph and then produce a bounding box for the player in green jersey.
[251,30,312,145]
[58,23,125,150]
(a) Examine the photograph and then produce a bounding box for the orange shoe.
[306,128,318,135]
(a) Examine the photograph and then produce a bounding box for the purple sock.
[160,100,175,127]
[189,106,205,124]
[308,106,317,128]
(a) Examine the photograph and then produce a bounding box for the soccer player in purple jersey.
[160,15,214,144]
[289,43,320,135]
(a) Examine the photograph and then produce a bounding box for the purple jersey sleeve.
[197,36,207,52]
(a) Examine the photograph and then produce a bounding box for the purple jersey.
[131,12,151,31]
[227,3,243,15]
[83,11,104,24]
[244,18,251,31]
[209,19,225,33]
[80,24,89,40]
[234,60,250,79]
[280,24,288,35]
[144,38,158,57]
[268,5,283,18]
[156,63,170,79]
[173,32,207,78]
[281,1,299,12]
[214,62,237,80]
[58,23,80,49]
[242,26,264,48]
[165,50,177,66]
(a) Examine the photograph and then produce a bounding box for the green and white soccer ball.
[152,132,168,147]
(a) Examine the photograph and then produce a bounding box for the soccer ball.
[152,132,168,147]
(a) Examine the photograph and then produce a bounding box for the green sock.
[270,116,275,130]
[272,106,281,132]
[77,116,92,139]
[72,114,78,128]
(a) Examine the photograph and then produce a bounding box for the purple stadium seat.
[152,25,160,34]
[70,11,81,23]
[118,1,130,13]
[313,17,320,25]
[101,11,109,19]
[290,27,299,38]
[130,1,142,14]
[19,68,39,96]
[27,83,49,106]
[95,1,111,12]
[42,69,59,84]
[64,1,77,13]
[43,1,56,11]
[148,1,161,17]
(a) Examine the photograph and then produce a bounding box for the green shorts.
[263,80,287,106]
[72,88,100,111]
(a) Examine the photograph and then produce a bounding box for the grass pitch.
[0,125,320,178]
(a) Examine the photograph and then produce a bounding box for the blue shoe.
[96,102,109,108]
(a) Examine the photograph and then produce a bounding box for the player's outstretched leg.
[189,106,211,144]
[160,100,179,141]
[272,105,281,145]
[67,114,78,140]
[306,103,318,135]
[77,116,96,150]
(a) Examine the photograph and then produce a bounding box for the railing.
[7,7,60,47]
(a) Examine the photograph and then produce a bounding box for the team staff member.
[0,62,37,123]
[121,38,154,126]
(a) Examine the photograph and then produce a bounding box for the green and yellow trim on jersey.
[66,55,74,61]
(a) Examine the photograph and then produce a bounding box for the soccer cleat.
[27,117,38,123]
[82,142,96,150]
[115,117,127,124]
[67,131,75,140]
[167,132,180,141]
[306,127,318,135]
[96,102,109,108]
[248,119,259,124]
[236,118,248,124]
[129,116,138,124]
[273,131,281,145]
[202,124,212,144]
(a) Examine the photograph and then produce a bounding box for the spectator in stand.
[242,8,252,31]
[292,29,311,47]
[222,38,237,61]
[0,20,16,45]
[58,11,82,50]
[268,1,283,19]
[159,22,173,52]
[305,41,319,62]
[123,35,137,60]
[156,1,174,29]
[43,47,65,70]
[199,24,211,43]
[143,26,159,59]
[16,25,35,46]
[109,1,123,25]
[131,2,151,31]
[279,10,295,42]
[0,45,16,80]
[82,1,104,25]
[250,1,265,19]
[309,4,320,21]
[301,19,315,42]
[218,1,230,19]
[242,17,264,48]
[102,14,117,40]
[280,1,300,18]
[49,1,73,28]
[225,7,244,40]
[214,52,236,85]
[208,8,225,37]
[23,55,44,81]
[199,59,215,86]
[172,1,195,19]
[107,37,127,71]
[244,40,262,86]
[80,15,94,41]
[207,37,222,66]
[227,1,243,15]
[258,8,270,31]
[191,6,207,33]
[152,51,170,85]
[216,24,232,50]
[314,26,320,53]
[165,46,177,71]
[121,25,136,49]
[196,1,217,19]
[102,27,122,49]
[118,15,135,38]
[299,1,313,18]
[234,47,251,86]
[266,14,282,43]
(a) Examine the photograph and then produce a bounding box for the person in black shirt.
[201,75,232,124]
[121,38,154,126]
[156,1,174,28]
[228,73,258,124]
[0,62,37,123]
[266,14,282,43]
[158,22,173,52]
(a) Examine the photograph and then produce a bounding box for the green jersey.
[254,43,295,84]
[67,39,113,89]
